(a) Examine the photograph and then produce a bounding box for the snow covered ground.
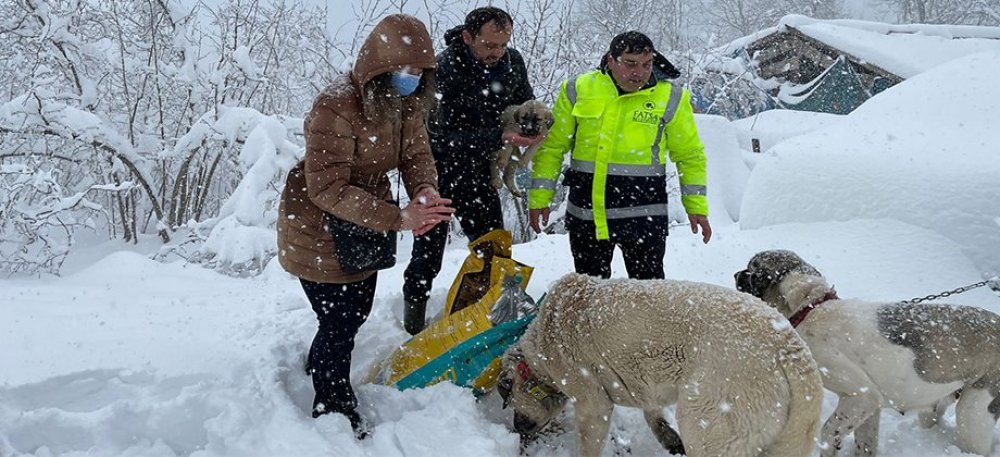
[739,52,1000,275]
[3,220,998,457]
[4,52,1000,457]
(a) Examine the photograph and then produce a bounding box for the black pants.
[300,275,377,417]
[403,159,503,304]
[569,228,666,280]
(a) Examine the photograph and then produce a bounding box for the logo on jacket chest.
[630,100,659,125]
[632,110,659,125]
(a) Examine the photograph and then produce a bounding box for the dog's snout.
[735,269,766,299]
[735,270,751,292]
[513,412,539,435]
[519,115,541,137]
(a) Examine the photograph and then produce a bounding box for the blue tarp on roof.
[779,56,870,115]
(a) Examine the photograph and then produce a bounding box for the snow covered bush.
[0,163,107,274]
[0,0,333,274]
[184,110,303,276]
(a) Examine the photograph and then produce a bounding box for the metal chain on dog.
[900,277,1000,304]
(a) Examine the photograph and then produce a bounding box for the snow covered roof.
[721,14,1000,78]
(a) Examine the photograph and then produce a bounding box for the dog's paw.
[505,181,524,197]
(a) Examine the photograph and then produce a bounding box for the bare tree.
[418,0,465,44]
[498,0,586,242]
[879,0,1000,24]
[7,0,929,275]
[0,161,110,275]
[694,0,844,42]
[0,0,340,274]
[576,0,691,50]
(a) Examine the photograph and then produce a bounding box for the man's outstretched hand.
[688,214,712,244]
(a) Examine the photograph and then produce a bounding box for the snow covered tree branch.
[878,0,1000,25]
[0,0,335,274]
[0,162,112,275]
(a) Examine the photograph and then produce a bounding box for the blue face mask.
[391,71,421,96]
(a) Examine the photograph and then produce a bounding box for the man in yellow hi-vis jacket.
[528,31,711,279]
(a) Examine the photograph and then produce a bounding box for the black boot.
[403,300,427,335]
[343,409,371,440]
[313,405,370,440]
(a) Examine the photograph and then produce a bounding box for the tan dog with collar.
[736,250,1000,456]
[497,273,823,457]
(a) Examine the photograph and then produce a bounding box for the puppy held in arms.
[491,100,553,197]
[497,272,823,457]
[736,250,1000,457]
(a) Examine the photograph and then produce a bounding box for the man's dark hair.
[598,30,681,79]
[464,7,513,37]
[607,31,656,59]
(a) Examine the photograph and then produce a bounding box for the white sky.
[844,0,893,21]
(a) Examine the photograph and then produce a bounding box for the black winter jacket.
[429,26,535,166]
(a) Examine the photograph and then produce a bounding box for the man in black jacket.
[402,7,540,335]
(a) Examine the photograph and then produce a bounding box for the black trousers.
[403,159,503,304]
[569,228,667,280]
[300,274,377,417]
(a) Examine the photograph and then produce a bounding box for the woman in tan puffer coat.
[276,14,454,438]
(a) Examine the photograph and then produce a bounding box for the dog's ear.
[497,369,513,409]
[497,348,523,408]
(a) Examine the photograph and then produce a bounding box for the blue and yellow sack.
[369,229,537,392]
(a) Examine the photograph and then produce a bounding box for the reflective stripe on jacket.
[529,69,707,240]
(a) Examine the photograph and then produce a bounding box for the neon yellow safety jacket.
[529,69,707,240]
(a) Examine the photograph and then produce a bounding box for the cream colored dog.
[491,100,552,197]
[498,273,823,457]
[736,250,1000,456]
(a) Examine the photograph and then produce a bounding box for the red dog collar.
[788,289,838,328]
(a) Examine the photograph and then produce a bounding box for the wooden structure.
[747,26,902,98]
[728,17,1000,114]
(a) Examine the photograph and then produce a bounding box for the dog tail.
[762,334,823,457]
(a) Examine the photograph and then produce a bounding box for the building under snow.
[717,15,1000,115]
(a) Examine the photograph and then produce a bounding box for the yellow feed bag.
[368,230,534,392]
